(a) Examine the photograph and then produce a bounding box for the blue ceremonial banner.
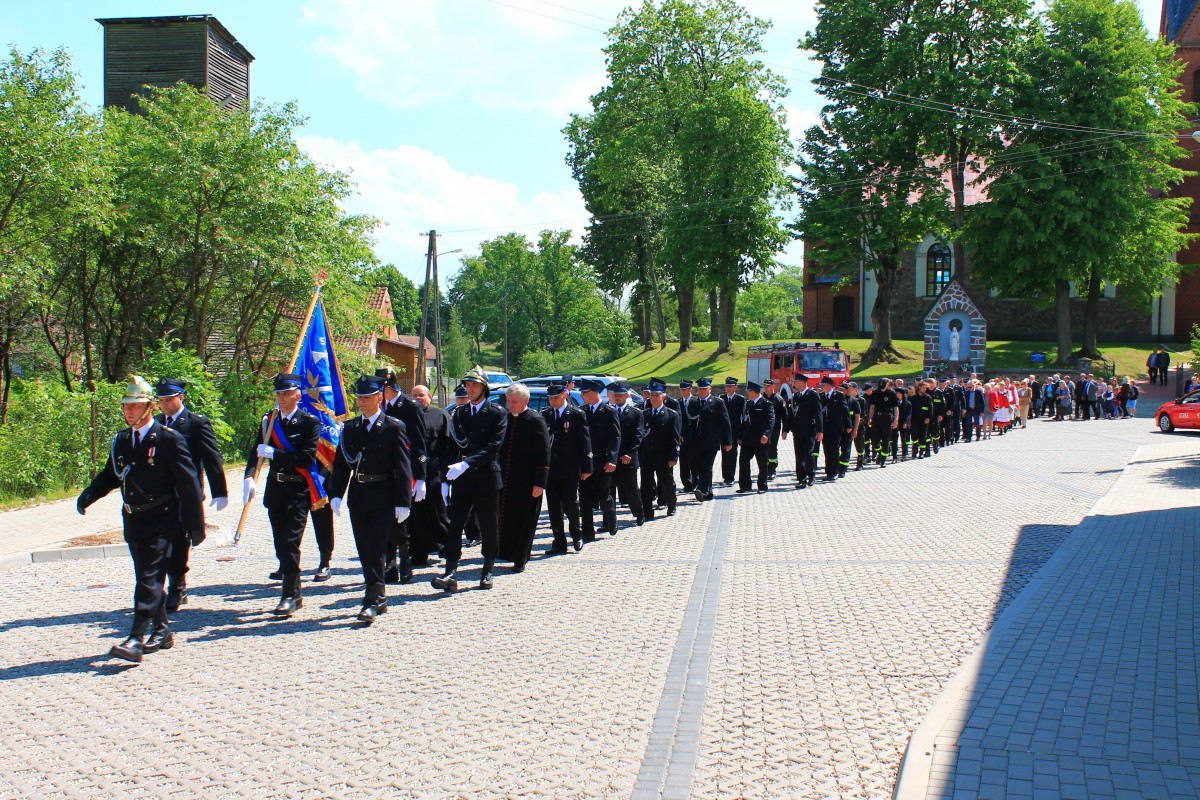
[296,297,351,471]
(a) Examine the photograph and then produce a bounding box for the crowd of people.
[74,362,1153,664]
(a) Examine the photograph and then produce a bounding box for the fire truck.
[746,342,851,399]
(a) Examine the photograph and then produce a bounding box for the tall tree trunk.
[634,284,651,348]
[643,220,668,350]
[949,140,967,279]
[1080,268,1103,359]
[1055,278,1072,366]
[708,288,719,341]
[860,258,904,365]
[677,280,694,353]
[0,322,13,425]
[717,285,737,354]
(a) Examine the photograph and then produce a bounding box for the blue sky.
[1,0,1165,284]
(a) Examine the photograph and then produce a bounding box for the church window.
[926,243,952,297]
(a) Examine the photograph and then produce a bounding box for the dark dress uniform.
[737,390,774,493]
[867,385,898,467]
[639,399,679,519]
[943,383,961,443]
[896,390,913,460]
[688,386,733,500]
[246,395,321,614]
[438,386,507,590]
[379,377,428,583]
[613,398,645,526]
[496,407,551,571]
[911,389,934,457]
[840,391,865,475]
[542,394,592,552]
[78,378,205,662]
[930,387,947,453]
[719,382,746,484]
[676,383,695,492]
[411,402,452,565]
[788,384,824,486]
[329,393,413,622]
[819,385,850,480]
[580,395,620,540]
[766,387,787,479]
[156,397,226,611]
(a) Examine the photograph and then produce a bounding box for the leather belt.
[123,495,169,514]
[275,472,306,483]
[356,471,393,483]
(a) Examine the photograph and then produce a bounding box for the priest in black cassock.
[496,383,551,573]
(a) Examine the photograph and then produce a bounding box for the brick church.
[803,0,1200,342]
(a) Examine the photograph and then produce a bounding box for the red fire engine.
[746,342,851,398]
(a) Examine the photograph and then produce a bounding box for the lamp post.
[484,281,510,376]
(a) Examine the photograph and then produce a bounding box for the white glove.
[445,461,468,481]
[413,480,427,503]
[242,477,256,504]
[395,506,410,524]
[256,444,275,459]
[209,496,229,512]
[441,482,450,502]
[331,497,342,516]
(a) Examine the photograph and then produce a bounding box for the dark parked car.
[488,386,583,412]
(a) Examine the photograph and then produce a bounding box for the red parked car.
[1156,389,1200,432]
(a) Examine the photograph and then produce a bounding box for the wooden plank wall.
[103,21,207,112]
[206,27,251,108]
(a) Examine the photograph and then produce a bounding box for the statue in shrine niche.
[948,319,962,361]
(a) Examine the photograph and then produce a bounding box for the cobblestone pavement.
[0,412,1173,799]
[896,438,1200,800]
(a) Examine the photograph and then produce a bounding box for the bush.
[518,347,609,377]
[220,372,273,462]
[0,379,125,502]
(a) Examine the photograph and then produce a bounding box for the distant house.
[336,287,438,391]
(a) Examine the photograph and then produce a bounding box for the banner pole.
[234,273,327,545]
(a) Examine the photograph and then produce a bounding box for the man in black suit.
[639,379,679,520]
[433,370,506,592]
[609,381,644,527]
[542,383,592,553]
[737,381,774,494]
[719,377,746,485]
[676,380,695,493]
[329,375,413,624]
[242,372,322,618]
[579,378,620,540]
[785,373,823,488]
[154,378,227,612]
[410,385,451,566]
[688,378,733,501]
[78,376,205,663]
[963,380,985,441]
[763,379,787,480]
[818,376,850,481]
[377,367,429,584]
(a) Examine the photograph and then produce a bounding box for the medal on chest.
[564,421,569,432]
[148,446,156,467]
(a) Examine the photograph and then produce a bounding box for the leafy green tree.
[965,0,1192,363]
[0,47,100,421]
[566,0,792,355]
[442,306,473,385]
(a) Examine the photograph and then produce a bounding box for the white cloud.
[301,0,615,118]
[299,135,589,279]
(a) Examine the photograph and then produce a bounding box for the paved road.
[0,407,1177,799]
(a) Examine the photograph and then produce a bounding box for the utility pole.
[431,236,445,406]
[416,230,436,392]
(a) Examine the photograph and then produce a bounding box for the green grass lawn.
[592,339,1187,384]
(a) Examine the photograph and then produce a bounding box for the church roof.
[1165,0,1199,41]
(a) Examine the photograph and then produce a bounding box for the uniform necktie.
[133,430,141,449]
[164,416,173,428]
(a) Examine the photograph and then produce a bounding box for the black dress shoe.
[273,596,301,617]
[465,538,481,548]
[635,518,645,526]
[384,561,400,584]
[572,537,584,552]
[110,637,144,663]
[511,563,525,573]
[666,509,676,516]
[736,488,752,493]
[795,482,807,489]
[757,488,767,494]
[547,544,569,555]
[268,570,282,581]
[143,626,174,654]
[431,573,458,592]
[479,571,494,589]
[313,564,331,582]
[357,604,379,624]
[165,584,187,613]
